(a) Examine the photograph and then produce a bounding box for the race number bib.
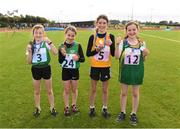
[124,48,140,65]
[94,46,110,61]
[32,48,47,63]
[62,54,76,69]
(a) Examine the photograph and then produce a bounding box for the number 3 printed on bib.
[62,54,76,69]
[32,48,47,63]
[124,48,140,65]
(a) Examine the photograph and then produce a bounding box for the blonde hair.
[65,25,77,35]
[32,24,45,34]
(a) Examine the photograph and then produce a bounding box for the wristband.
[48,42,52,45]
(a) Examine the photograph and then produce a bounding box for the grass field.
[0,29,180,128]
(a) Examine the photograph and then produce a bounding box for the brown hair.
[95,14,109,24]
[124,21,142,42]
[94,14,109,33]
[65,25,77,35]
[125,21,139,30]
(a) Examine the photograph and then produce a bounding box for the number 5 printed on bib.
[94,46,110,61]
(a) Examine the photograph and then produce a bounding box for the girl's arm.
[140,42,150,60]
[86,35,98,57]
[115,36,123,59]
[49,43,58,55]
[77,44,85,62]
[44,37,58,55]
[72,44,85,62]
[110,34,115,56]
[26,44,32,64]
[58,46,66,64]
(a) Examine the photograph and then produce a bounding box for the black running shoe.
[33,107,41,117]
[64,107,70,116]
[102,108,110,118]
[117,112,126,122]
[50,108,58,116]
[71,105,79,113]
[89,108,96,117]
[130,113,138,125]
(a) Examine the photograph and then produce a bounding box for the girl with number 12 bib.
[115,21,149,125]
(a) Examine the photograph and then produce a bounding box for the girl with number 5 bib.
[115,21,149,125]
[26,24,58,117]
[58,26,85,116]
[86,15,115,118]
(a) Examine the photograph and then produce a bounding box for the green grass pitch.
[0,29,180,128]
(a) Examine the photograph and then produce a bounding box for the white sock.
[50,106,54,111]
[121,111,126,114]
[131,112,136,115]
[102,105,107,109]
[90,105,95,109]
[37,106,41,111]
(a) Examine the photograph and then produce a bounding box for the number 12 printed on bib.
[124,48,140,65]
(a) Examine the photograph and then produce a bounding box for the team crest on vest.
[70,50,75,53]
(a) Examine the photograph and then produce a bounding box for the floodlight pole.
[131,1,134,21]
[150,8,153,25]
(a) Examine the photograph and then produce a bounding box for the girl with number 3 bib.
[58,26,85,116]
[86,15,115,118]
[26,24,58,117]
[115,21,149,125]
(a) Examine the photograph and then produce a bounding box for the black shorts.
[62,68,79,81]
[90,67,111,81]
[31,65,51,80]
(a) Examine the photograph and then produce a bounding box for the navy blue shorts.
[31,65,51,80]
[62,68,79,81]
[90,67,111,81]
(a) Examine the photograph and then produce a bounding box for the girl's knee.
[103,89,108,94]
[132,93,139,98]
[64,88,70,95]
[121,92,128,97]
[91,88,96,94]
[47,90,53,96]
[35,91,40,96]
[72,89,77,94]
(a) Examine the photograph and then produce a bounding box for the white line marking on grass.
[139,33,180,43]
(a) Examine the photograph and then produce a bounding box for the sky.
[0,0,180,22]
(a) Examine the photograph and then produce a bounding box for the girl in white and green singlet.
[26,24,58,117]
[115,21,149,125]
[58,26,85,116]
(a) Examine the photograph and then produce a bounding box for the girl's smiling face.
[65,30,76,43]
[126,24,139,39]
[96,18,108,33]
[33,28,44,42]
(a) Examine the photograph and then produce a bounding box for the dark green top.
[119,39,145,85]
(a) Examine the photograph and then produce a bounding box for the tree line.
[0,13,179,28]
[0,13,51,27]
